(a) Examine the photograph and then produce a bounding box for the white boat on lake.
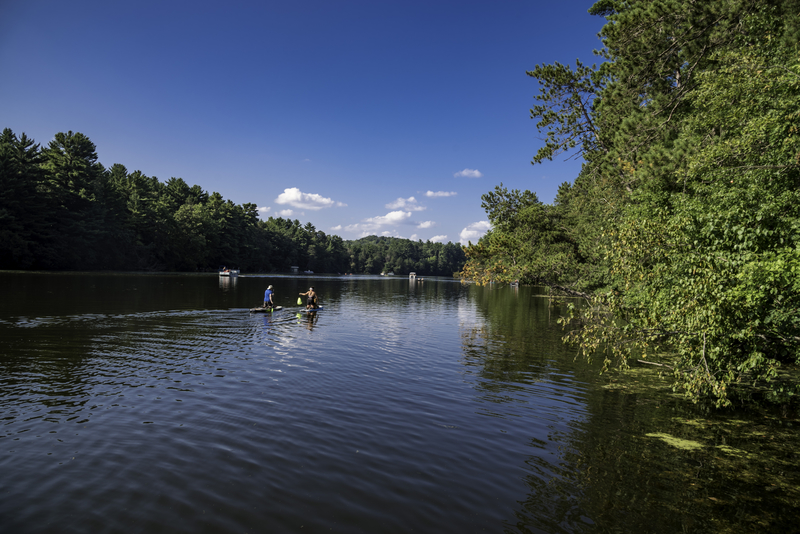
[219,269,240,277]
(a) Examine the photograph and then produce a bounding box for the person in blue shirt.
[263,285,275,309]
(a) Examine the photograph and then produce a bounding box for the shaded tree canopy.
[0,128,465,276]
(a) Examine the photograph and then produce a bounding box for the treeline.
[346,235,465,276]
[0,128,464,275]
[462,0,800,405]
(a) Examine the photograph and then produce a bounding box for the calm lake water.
[1,272,798,533]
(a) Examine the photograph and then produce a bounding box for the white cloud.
[459,221,491,245]
[409,234,419,241]
[344,210,412,235]
[430,235,448,243]
[417,221,435,229]
[454,168,483,179]
[257,206,271,217]
[425,190,457,197]
[275,187,347,210]
[366,210,412,225]
[278,209,295,217]
[385,196,425,211]
[330,225,342,231]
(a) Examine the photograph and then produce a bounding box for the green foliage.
[527,60,606,165]
[345,235,465,276]
[565,0,800,406]
[467,0,800,405]
[0,129,466,276]
[461,180,608,294]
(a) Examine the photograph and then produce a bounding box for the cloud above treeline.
[345,210,413,235]
[430,235,448,243]
[425,191,457,197]
[367,211,412,225]
[385,196,426,211]
[416,221,436,229]
[459,221,491,245]
[275,187,347,210]
[453,168,482,179]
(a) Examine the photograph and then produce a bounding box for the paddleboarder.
[299,287,319,310]
[264,285,275,309]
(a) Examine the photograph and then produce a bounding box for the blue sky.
[1,0,604,245]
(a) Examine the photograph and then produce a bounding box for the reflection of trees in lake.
[509,386,800,533]
[460,284,574,392]
[462,284,800,532]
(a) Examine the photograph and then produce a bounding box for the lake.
[1,272,797,533]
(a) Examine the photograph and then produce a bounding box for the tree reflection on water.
[462,283,800,533]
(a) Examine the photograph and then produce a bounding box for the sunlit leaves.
[560,0,800,406]
[467,0,800,406]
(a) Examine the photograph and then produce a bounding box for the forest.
[460,0,800,405]
[0,128,465,276]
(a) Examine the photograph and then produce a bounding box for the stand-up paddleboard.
[299,306,323,313]
[250,306,283,313]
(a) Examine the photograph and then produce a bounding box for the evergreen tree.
[0,129,48,268]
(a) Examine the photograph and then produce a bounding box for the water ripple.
[1,275,737,534]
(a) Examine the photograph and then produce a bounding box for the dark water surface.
[1,272,798,533]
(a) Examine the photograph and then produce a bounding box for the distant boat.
[219,269,240,277]
[304,270,314,274]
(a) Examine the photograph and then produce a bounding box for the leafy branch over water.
[460,0,800,406]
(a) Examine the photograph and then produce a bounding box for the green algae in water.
[715,444,750,457]
[645,432,705,450]
[672,417,751,429]
[579,351,800,531]
[673,418,708,428]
